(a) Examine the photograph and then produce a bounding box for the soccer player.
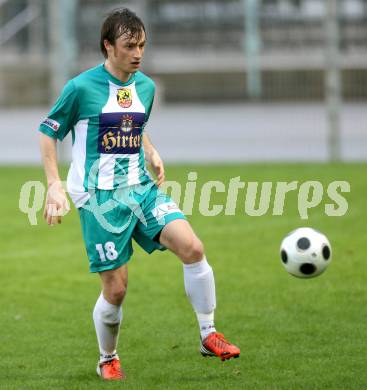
[39,8,240,381]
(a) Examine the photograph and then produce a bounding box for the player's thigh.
[159,219,204,263]
[99,264,128,305]
[78,190,135,273]
[133,185,186,254]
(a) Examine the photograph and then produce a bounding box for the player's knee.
[111,286,127,305]
[180,238,205,263]
[191,240,205,260]
[104,284,127,306]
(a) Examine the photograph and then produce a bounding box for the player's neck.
[104,60,132,83]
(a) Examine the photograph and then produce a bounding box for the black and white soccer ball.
[280,228,332,278]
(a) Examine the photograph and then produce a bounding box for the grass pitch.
[0,163,366,390]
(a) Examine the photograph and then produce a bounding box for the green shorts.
[78,183,185,273]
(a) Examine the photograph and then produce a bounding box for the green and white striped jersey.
[39,64,155,207]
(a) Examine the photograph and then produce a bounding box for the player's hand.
[149,151,165,187]
[43,181,70,226]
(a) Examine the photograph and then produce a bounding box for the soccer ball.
[280,227,332,278]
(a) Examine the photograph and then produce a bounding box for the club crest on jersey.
[117,88,132,108]
[120,114,133,133]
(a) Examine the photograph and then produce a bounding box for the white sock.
[183,256,217,340]
[93,292,122,362]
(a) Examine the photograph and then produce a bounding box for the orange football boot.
[96,358,125,380]
[200,332,240,361]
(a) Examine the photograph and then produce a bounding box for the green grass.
[0,163,366,390]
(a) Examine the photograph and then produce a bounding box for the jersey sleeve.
[135,74,155,131]
[144,82,155,124]
[144,85,155,124]
[38,80,79,141]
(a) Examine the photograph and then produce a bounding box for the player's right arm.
[39,133,69,226]
[38,79,78,225]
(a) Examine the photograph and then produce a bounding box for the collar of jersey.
[101,63,136,86]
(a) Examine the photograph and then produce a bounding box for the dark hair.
[100,8,146,58]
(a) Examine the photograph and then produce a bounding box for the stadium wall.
[1,66,366,107]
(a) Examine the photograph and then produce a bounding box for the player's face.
[106,30,146,76]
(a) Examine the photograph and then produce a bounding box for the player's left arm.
[143,133,165,187]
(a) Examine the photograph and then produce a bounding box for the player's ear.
[104,39,113,55]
